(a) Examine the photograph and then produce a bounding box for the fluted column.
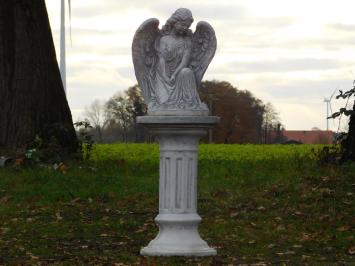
[158,131,199,214]
[137,116,218,256]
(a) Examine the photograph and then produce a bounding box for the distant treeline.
[82,80,283,144]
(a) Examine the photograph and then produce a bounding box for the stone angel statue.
[132,8,217,115]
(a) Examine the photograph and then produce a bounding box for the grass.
[0,144,354,265]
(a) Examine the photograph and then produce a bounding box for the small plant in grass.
[311,145,341,166]
[7,121,97,166]
[74,121,95,161]
[24,133,75,165]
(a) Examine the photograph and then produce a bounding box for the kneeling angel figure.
[132,8,217,115]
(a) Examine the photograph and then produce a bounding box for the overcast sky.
[46,0,355,131]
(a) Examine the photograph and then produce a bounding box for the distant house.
[281,130,334,144]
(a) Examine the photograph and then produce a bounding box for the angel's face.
[174,20,191,35]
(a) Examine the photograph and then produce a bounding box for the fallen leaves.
[256,206,266,211]
[14,158,25,166]
[53,162,68,174]
[299,233,314,242]
[230,211,239,218]
[107,191,116,198]
[134,222,151,233]
[337,225,351,232]
[26,251,39,260]
[0,227,10,234]
[276,251,296,256]
[0,196,11,204]
[71,197,81,204]
[292,244,303,248]
[348,246,355,255]
[56,212,63,221]
[320,188,335,197]
[276,224,287,231]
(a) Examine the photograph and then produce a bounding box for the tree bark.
[341,101,355,162]
[0,0,77,152]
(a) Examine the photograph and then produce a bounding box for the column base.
[140,214,216,256]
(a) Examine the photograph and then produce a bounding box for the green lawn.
[0,144,354,265]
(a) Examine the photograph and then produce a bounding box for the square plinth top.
[136,115,220,126]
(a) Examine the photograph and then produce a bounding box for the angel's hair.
[162,8,194,35]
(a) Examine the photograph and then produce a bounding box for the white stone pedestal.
[137,115,219,256]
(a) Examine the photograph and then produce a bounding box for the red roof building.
[282,130,334,144]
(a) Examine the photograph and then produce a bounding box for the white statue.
[132,8,217,115]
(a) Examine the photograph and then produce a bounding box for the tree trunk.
[0,1,77,153]
[341,101,355,162]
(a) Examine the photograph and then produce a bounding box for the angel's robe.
[152,35,202,109]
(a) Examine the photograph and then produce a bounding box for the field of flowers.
[92,143,322,164]
[91,143,323,182]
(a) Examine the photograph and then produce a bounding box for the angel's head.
[162,8,194,36]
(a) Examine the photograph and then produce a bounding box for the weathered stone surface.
[132,8,217,115]
[137,115,219,125]
[133,8,218,257]
[138,116,217,256]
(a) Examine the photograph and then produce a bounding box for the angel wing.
[189,21,217,87]
[132,18,160,104]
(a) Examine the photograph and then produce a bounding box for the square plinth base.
[140,214,217,257]
[141,246,217,257]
